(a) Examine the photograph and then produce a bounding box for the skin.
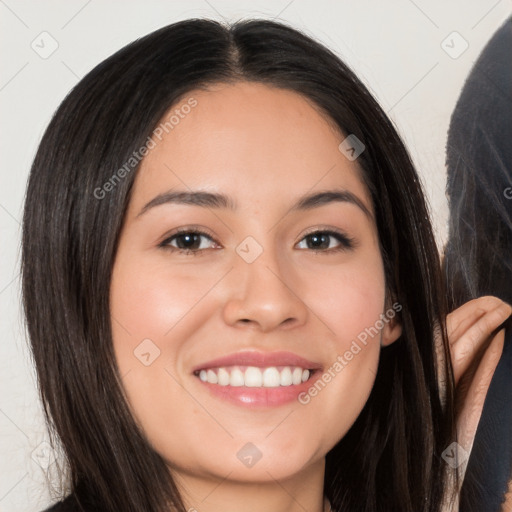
[110,81,402,512]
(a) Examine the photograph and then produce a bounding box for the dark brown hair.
[22,18,457,512]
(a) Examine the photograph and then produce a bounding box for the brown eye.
[159,229,219,255]
[296,230,355,252]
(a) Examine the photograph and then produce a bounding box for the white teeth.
[262,367,281,387]
[206,369,218,384]
[230,368,244,387]
[217,367,230,386]
[198,365,312,387]
[292,367,303,385]
[244,366,263,387]
[280,367,293,386]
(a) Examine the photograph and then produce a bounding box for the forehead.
[128,81,373,218]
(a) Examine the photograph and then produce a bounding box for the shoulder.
[42,494,82,512]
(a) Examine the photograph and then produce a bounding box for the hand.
[446,296,511,479]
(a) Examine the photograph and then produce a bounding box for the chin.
[161,431,327,484]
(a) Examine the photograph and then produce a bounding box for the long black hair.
[22,18,457,512]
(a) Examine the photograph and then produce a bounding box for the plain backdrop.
[1,1,510,510]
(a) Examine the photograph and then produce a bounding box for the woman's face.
[110,81,401,485]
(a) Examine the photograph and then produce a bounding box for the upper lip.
[192,350,323,373]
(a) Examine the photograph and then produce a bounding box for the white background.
[0,1,510,510]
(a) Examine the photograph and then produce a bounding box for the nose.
[222,245,309,332]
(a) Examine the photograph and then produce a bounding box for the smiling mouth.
[193,365,316,387]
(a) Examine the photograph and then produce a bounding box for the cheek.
[108,256,212,428]
[110,257,214,362]
[293,253,386,441]
[299,252,387,344]
[108,256,214,449]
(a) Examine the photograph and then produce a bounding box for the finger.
[447,296,511,345]
[455,328,505,469]
[500,479,512,512]
[451,302,510,384]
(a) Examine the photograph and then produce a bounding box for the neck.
[172,457,327,512]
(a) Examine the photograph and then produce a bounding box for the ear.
[381,295,402,347]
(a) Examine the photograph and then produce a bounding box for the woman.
[21,18,510,512]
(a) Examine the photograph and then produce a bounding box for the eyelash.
[158,227,355,256]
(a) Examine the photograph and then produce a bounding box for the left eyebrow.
[290,189,373,219]
[137,188,373,220]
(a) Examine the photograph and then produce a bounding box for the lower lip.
[194,371,320,408]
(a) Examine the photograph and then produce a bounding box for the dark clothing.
[42,488,101,512]
[43,494,81,511]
